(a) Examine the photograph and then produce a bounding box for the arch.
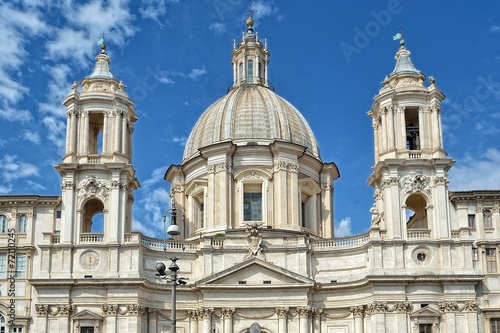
[237,323,273,333]
[405,193,428,229]
[81,198,105,233]
[0,311,6,333]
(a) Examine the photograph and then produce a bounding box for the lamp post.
[156,201,186,333]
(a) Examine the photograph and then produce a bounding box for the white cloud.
[449,148,500,190]
[171,136,187,146]
[490,25,500,33]
[187,67,207,80]
[334,217,352,237]
[0,107,33,122]
[142,166,169,189]
[0,155,39,182]
[209,22,227,34]
[0,184,13,194]
[140,0,167,27]
[21,130,41,145]
[26,180,46,192]
[251,1,279,21]
[42,116,66,154]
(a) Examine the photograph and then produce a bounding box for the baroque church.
[0,15,499,333]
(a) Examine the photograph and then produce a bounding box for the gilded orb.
[246,17,254,27]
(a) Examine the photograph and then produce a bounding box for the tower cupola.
[230,14,271,89]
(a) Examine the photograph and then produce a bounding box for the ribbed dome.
[183,85,320,161]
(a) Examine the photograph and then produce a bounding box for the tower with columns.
[367,39,455,241]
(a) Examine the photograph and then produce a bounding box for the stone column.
[222,308,235,333]
[367,302,388,333]
[438,301,458,333]
[115,109,122,153]
[288,162,300,228]
[70,110,78,154]
[121,113,128,155]
[188,309,199,333]
[82,110,90,155]
[350,305,364,333]
[103,110,110,153]
[65,111,72,155]
[148,309,159,333]
[200,307,214,333]
[297,306,312,333]
[387,106,395,150]
[312,308,323,333]
[276,307,289,333]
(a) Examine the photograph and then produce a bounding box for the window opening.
[82,199,105,233]
[486,248,497,273]
[492,319,500,333]
[468,214,476,230]
[405,107,420,150]
[248,60,254,84]
[419,324,432,333]
[0,215,6,233]
[80,328,95,333]
[18,214,27,233]
[16,255,26,278]
[406,194,428,229]
[244,183,262,221]
[484,209,493,228]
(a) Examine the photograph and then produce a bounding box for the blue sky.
[1,0,500,238]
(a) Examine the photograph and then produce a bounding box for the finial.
[97,31,107,53]
[264,38,268,49]
[392,25,404,47]
[245,6,256,27]
[233,39,236,49]
[429,76,435,85]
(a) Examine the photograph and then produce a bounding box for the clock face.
[80,251,100,269]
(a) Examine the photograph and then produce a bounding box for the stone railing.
[409,152,422,159]
[80,233,104,243]
[312,232,370,250]
[87,154,101,163]
[136,234,200,251]
[407,229,431,239]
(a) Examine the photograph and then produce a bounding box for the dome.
[183,84,320,161]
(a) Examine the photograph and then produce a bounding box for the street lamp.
[156,201,187,333]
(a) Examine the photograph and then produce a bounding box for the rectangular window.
[419,324,432,333]
[244,192,262,221]
[468,214,476,230]
[16,255,26,278]
[484,209,493,228]
[80,328,94,333]
[12,327,23,333]
[486,248,497,273]
[56,210,62,218]
[492,319,500,333]
[0,254,6,279]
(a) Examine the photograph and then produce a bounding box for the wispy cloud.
[140,0,169,28]
[251,1,281,21]
[171,136,187,146]
[335,217,352,237]
[187,67,207,80]
[0,155,39,182]
[21,130,41,145]
[449,148,500,190]
[209,22,227,34]
[490,25,500,33]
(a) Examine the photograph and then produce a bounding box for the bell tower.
[367,40,454,239]
[55,41,139,245]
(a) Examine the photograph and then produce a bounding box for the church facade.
[0,17,499,333]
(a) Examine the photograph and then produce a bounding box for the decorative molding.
[297,306,312,317]
[400,173,431,194]
[221,308,235,319]
[187,309,199,320]
[244,221,265,260]
[275,307,289,318]
[90,83,106,92]
[78,176,109,199]
[350,305,364,317]
[35,304,49,316]
[392,301,413,313]
[199,307,214,319]
[34,304,74,317]
[366,301,389,315]
[438,301,458,313]
[460,300,478,312]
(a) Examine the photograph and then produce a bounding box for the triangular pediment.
[71,309,103,320]
[196,257,314,288]
[410,306,441,318]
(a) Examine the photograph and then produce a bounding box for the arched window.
[0,215,6,233]
[18,214,27,233]
[82,199,105,233]
[484,209,493,228]
[248,60,254,83]
[406,194,428,229]
[0,312,6,333]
